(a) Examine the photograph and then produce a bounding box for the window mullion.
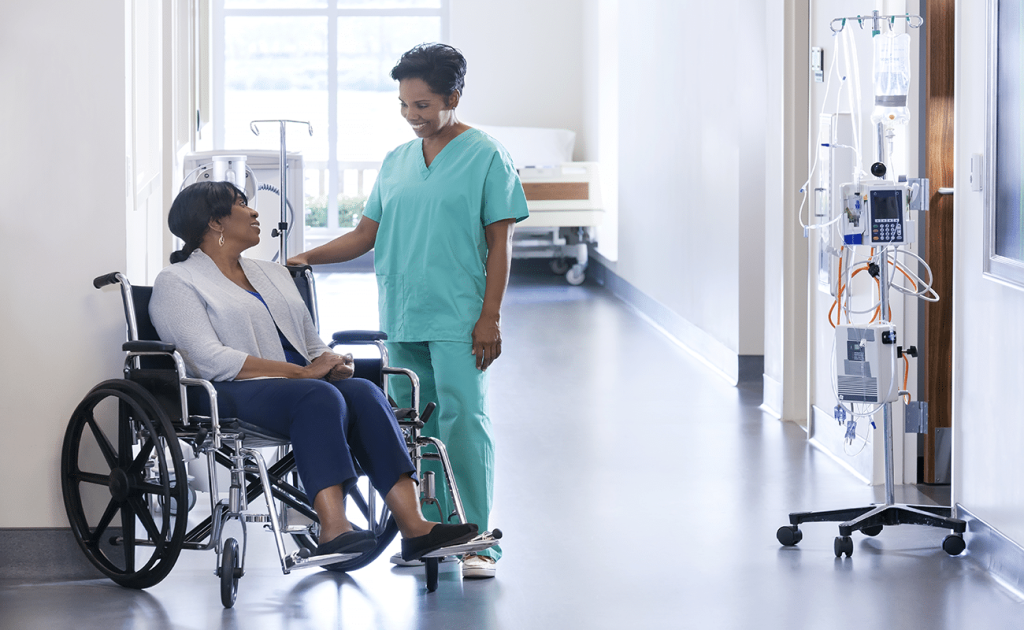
[327,2,339,231]
[212,0,226,150]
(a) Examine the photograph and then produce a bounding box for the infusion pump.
[840,182,912,246]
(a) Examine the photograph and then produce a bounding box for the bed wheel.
[550,258,571,275]
[566,264,586,286]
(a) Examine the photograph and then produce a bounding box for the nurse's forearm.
[481,220,515,318]
[289,216,379,265]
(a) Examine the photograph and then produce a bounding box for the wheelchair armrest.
[332,330,388,344]
[123,340,176,354]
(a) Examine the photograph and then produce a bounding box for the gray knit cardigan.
[150,250,330,381]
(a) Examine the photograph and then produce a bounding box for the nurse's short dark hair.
[168,181,246,263]
[390,43,467,103]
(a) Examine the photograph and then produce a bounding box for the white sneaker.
[461,554,496,579]
[389,552,455,567]
[390,552,423,567]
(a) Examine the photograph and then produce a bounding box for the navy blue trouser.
[200,377,415,503]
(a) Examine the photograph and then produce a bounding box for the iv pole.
[249,119,314,263]
[776,10,967,558]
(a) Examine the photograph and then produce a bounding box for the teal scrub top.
[363,128,530,342]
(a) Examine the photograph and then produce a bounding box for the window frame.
[210,0,449,234]
[985,0,1024,290]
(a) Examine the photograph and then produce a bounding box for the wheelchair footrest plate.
[285,550,363,571]
[420,533,500,559]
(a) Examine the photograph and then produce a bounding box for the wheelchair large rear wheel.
[292,476,399,572]
[61,379,189,589]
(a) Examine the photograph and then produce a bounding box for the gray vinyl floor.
[3,261,1023,629]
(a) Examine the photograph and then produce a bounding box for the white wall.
[953,0,1024,546]
[617,0,737,363]
[0,2,128,527]
[449,0,587,160]
[588,0,768,382]
[453,0,767,380]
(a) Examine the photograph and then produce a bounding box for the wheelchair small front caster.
[834,536,854,558]
[776,525,802,546]
[220,538,241,608]
[942,534,966,556]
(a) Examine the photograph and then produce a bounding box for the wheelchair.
[60,266,500,607]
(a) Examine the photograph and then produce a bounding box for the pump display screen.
[869,189,904,243]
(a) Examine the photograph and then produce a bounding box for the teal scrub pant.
[386,340,501,561]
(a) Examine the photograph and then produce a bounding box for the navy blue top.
[247,291,307,367]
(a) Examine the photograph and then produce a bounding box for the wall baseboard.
[0,528,104,581]
[590,259,739,384]
[960,506,1024,599]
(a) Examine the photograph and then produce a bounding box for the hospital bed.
[475,125,604,285]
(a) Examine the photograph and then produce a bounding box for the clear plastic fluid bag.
[871,32,911,126]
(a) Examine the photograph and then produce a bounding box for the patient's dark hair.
[168,181,246,264]
[390,43,467,103]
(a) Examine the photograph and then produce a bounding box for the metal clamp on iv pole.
[250,120,314,262]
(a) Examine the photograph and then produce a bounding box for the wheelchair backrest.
[287,266,319,329]
[125,265,318,345]
[130,286,163,344]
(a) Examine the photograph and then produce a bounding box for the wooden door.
[922,0,955,483]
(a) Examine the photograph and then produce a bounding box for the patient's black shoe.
[316,530,377,556]
[401,523,479,562]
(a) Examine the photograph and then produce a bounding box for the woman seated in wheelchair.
[150,180,478,562]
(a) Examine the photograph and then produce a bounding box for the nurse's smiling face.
[398,77,460,140]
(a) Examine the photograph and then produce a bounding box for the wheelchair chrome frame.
[100,270,500,595]
[111,273,363,576]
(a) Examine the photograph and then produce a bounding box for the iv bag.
[870,32,911,126]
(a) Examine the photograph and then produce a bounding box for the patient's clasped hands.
[303,352,355,382]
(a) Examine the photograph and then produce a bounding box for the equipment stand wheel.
[425,557,439,592]
[834,536,854,558]
[942,533,966,556]
[220,538,241,608]
[776,525,802,546]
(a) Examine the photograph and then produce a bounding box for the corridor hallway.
[2,261,1021,629]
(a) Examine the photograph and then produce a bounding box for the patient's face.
[398,78,457,139]
[215,196,261,251]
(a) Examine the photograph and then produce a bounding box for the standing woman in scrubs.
[289,43,529,579]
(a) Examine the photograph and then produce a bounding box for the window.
[986,0,1024,289]
[212,0,447,244]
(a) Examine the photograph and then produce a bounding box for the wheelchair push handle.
[93,272,122,289]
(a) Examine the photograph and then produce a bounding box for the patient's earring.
[218,231,225,247]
